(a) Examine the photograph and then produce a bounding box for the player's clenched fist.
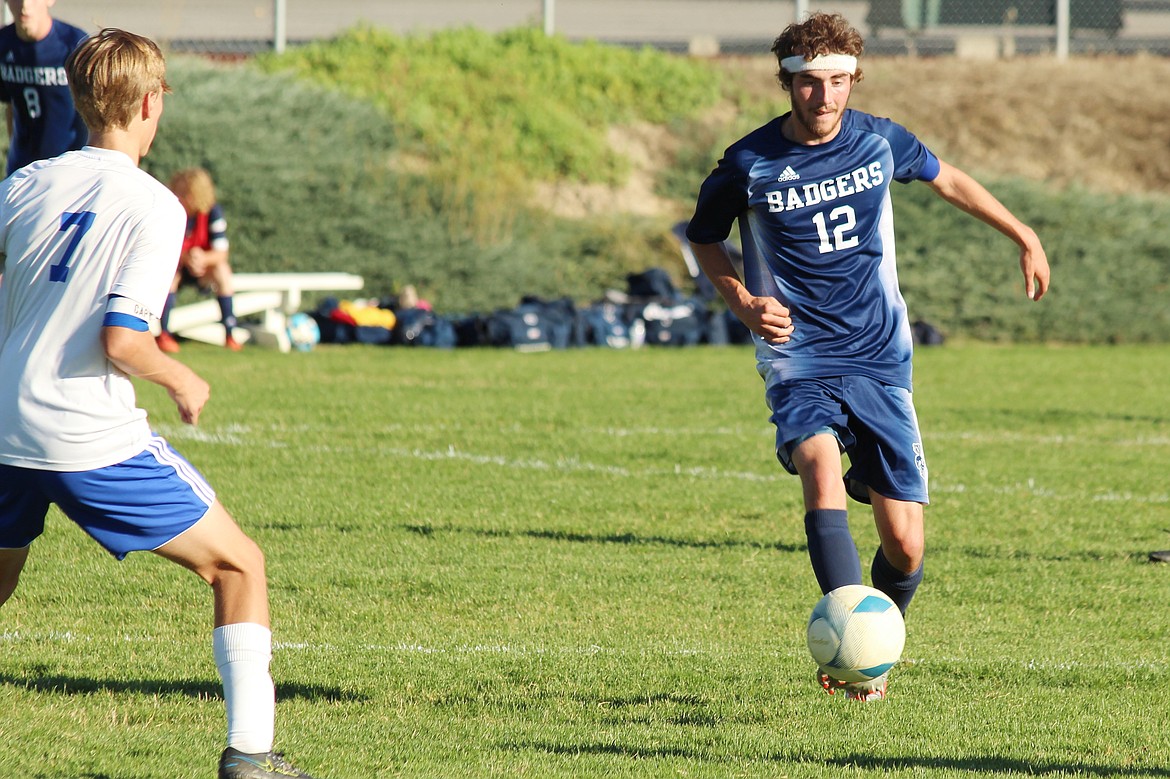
[735,296,795,344]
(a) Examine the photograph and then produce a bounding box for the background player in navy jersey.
[686,12,1049,701]
[0,0,88,174]
[0,29,317,778]
[156,167,242,353]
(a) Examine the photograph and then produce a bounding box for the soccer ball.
[287,312,320,352]
[806,584,905,683]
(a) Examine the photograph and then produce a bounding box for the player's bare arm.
[102,325,210,425]
[690,240,794,344]
[926,160,1051,301]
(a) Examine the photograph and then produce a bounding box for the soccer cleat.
[1150,550,1170,563]
[217,747,317,778]
[225,335,243,352]
[818,668,888,702]
[818,668,847,695]
[156,331,181,353]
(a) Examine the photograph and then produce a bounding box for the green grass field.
[1,344,1166,778]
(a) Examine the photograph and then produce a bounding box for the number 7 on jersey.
[50,210,96,283]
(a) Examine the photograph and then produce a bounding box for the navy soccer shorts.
[0,436,215,560]
[765,375,929,505]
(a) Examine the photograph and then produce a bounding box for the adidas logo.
[776,166,800,182]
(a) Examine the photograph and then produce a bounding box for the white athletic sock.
[213,622,275,754]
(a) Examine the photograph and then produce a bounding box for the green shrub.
[254,25,722,233]
[257,26,721,183]
[145,58,400,274]
[145,53,697,312]
[894,180,1170,343]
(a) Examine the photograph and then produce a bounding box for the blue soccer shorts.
[764,375,929,505]
[0,436,215,560]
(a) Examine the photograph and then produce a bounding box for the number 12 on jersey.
[811,205,859,254]
[50,210,96,283]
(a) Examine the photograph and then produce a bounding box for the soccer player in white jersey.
[0,29,318,778]
[686,12,1050,701]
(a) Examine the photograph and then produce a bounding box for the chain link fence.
[54,0,1170,58]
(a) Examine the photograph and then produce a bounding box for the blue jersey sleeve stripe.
[102,311,150,332]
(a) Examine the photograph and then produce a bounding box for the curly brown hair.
[771,13,865,92]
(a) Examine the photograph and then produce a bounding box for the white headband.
[781,54,858,74]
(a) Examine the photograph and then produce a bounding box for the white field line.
[930,479,1170,503]
[152,424,1170,501]
[155,423,782,483]
[0,630,1164,672]
[355,445,784,482]
[930,430,1170,447]
[159,422,1170,448]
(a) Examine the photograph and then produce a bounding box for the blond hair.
[169,167,217,214]
[66,28,169,133]
[771,13,865,92]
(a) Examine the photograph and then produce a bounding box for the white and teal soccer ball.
[287,312,320,352]
[807,584,905,683]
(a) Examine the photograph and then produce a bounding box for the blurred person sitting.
[157,167,241,352]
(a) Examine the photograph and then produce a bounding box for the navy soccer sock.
[217,296,238,332]
[871,547,923,615]
[160,292,177,333]
[804,509,862,595]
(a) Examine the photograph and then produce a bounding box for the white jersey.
[0,146,185,470]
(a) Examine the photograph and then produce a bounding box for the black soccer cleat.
[218,747,317,779]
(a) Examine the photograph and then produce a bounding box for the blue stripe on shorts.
[0,436,215,560]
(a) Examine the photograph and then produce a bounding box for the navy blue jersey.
[688,109,939,390]
[0,19,89,175]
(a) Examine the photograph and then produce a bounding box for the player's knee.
[0,570,21,605]
[197,535,265,590]
[883,538,923,572]
[227,536,266,580]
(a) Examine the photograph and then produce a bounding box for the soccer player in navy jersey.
[0,29,318,778]
[686,12,1050,701]
[156,167,243,353]
[0,0,89,175]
